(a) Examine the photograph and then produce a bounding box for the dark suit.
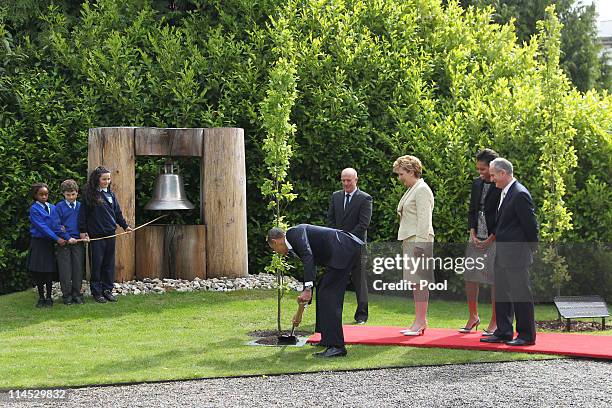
[286,224,364,347]
[493,180,539,342]
[327,189,372,321]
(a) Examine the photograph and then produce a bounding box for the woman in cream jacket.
[394,155,434,336]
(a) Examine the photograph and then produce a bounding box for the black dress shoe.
[505,338,535,346]
[313,346,347,358]
[36,298,46,308]
[103,290,117,302]
[63,296,73,305]
[94,294,107,303]
[44,298,54,307]
[355,319,367,325]
[73,296,84,305]
[480,335,510,343]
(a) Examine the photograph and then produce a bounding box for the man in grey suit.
[327,168,372,324]
[268,224,364,357]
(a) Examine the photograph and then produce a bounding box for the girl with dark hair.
[28,183,74,307]
[78,167,132,303]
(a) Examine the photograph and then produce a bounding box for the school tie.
[70,202,75,210]
[44,205,50,214]
[344,193,350,210]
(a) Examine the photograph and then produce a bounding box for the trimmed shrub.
[0,0,610,298]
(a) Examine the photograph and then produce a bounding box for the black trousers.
[317,263,357,347]
[493,262,536,342]
[350,251,369,321]
[89,237,116,296]
[315,259,368,332]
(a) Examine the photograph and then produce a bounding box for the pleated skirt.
[27,237,57,274]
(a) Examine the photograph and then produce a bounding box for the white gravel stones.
[37,273,301,300]
[5,359,611,407]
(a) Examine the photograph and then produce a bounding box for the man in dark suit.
[481,158,539,346]
[327,168,372,324]
[268,224,364,357]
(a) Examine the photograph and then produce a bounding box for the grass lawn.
[1,288,609,390]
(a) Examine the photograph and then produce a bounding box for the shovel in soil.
[278,301,308,345]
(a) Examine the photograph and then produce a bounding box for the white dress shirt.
[498,178,516,210]
[343,187,358,209]
[37,201,50,213]
[99,188,113,204]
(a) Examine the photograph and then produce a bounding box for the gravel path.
[3,359,611,407]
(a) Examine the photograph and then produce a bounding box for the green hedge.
[0,0,610,298]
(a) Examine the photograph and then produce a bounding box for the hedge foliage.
[0,0,610,297]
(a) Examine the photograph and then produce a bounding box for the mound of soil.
[248,329,313,346]
[536,319,607,332]
[248,329,312,338]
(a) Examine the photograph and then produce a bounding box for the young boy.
[54,179,85,305]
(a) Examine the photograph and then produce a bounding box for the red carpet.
[307,326,612,360]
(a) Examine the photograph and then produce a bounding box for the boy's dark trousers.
[57,243,85,298]
[89,237,116,296]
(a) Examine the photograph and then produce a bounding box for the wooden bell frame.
[87,127,248,281]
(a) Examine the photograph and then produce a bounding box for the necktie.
[344,193,350,210]
[70,203,75,210]
[44,205,50,214]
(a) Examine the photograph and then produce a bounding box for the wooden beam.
[202,128,248,277]
[135,225,165,279]
[88,127,136,282]
[135,127,203,157]
[135,225,206,280]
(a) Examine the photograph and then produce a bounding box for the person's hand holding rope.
[79,215,161,243]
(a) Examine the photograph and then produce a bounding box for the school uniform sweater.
[29,202,70,241]
[78,190,128,236]
[54,200,81,239]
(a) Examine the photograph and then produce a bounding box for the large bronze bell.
[144,161,195,211]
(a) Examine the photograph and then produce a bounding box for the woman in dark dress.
[460,149,502,335]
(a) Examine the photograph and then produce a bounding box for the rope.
[85,214,168,241]
[82,214,168,281]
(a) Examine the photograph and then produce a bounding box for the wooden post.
[88,127,136,282]
[135,225,206,280]
[134,225,165,279]
[202,128,248,277]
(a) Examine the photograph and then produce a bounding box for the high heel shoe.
[481,328,496,337]
[402,324,427,336]
[458,318,480,333]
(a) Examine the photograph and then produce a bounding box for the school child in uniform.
[54,179,85,305]
[28,183,75,308]
[78,167,132,303]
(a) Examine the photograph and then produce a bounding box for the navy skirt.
[27,237,57,274]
